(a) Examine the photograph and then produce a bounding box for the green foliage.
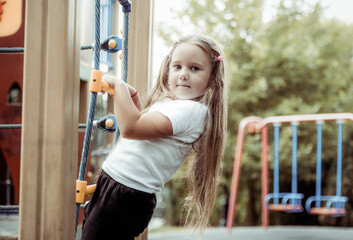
[158,0,353,227]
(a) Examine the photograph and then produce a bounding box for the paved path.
[2,214,353,240]
[0,214,17,240]
[149,226,353,240]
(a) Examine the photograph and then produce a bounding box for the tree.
[158,0,353,226]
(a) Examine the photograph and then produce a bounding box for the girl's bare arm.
[104,76,173,140]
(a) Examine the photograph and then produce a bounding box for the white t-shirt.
[102,98,208,193]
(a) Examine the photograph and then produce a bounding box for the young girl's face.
[168,43,212,100]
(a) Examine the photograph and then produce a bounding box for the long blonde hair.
[145,35,228,235]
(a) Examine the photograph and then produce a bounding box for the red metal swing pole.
[261,126,269,228]
[226,117,262,234]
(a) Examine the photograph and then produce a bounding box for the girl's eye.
[191,66,199,71]
[173,65,181,70]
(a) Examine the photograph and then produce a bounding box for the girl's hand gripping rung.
[89,70,115,95]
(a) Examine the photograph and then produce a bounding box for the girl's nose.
[179,69,189,80]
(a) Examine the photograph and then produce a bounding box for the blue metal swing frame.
[305,120,348,216]
[265,122,304,213]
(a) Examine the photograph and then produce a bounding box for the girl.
[82,34,228,240]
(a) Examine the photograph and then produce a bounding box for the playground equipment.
[264,122,304,213]
[0,115,117,131]
[305,120,348,216]
[226,113,352,234]
[74,0,131,232]
[0,35,123,53]
[0,0,152,238]
[0,0,156,237]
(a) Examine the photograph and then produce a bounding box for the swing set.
[226,113,352,234]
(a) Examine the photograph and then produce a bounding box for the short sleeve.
[154,100,208,139]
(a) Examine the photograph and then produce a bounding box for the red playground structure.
[226,113,352,233]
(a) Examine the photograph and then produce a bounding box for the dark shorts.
[81,170,157,240]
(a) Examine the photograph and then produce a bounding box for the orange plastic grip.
[108,39,117,48]
[89,70,103,93]
[76,180,87,204]
[86,184,97,195]
[76,181,97,204]
[89,70,115,95]
[105,119,114,128]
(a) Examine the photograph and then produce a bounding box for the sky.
[263,0,353,23]
[151,0,353,81]
[315,0,353,23]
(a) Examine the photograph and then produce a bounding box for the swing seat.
[305,195,348,217]
[268,203,303,212]
[309,207,346,216]
[265,192,304,213]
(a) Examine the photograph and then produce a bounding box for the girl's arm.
[103,75,173,140]
[104,74,142,111]
[124,82,143,111]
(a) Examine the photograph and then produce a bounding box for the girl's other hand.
[102,74,137,98]
[101,74,120,95]
[103,74,119,87]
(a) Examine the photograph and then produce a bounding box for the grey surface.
[2,215,353,240]
[149,226,353,240]
[0,214,18,239]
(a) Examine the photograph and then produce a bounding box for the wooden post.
[19,0,79,239]
[128,0,153,100]
[128,0,153,239]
